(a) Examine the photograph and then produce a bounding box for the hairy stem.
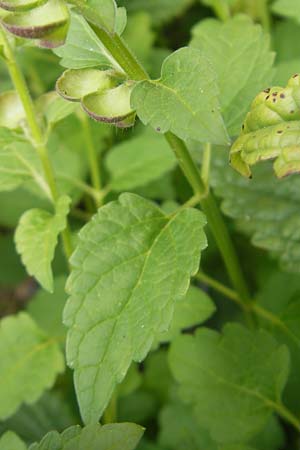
[0,26,73,259]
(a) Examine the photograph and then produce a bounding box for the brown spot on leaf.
[280,93,285,99]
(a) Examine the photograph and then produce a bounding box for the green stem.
[195,271,242,307]
[0,26,73,259]
[70,5,250,303]
[80,114,103,207]
[201,142,212,187]
[165,132,250,303]
[213,0,231,21]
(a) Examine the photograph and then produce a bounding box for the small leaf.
[0,431,26,450]
[15,195,71,292]
[131,47,229,145]
[64,193,207,423]
[0,0,46,11]
[230,74,300,178]
[105,129,176,191]
[190,15,275,136]
[0,91,25,129]
[82,82,135,127]
[56,68,116,101]
[169,323,290,443]
[29,423,144,450]
[0,312,64,420]
[54,11,120,70]
[2,0,69,42]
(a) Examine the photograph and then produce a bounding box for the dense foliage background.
[1,0,300,449]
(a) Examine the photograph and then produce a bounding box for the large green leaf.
[54,11,120,70]
[0,313,64,420]
[230,74,300,178]
[0,431,26,450]
[210,147,300,272]
[169,324,289,443]
[64,193,207,423]
[29,423,144,450]
[15,195,70,292]
[159,401,217,450]
[190,15,274,136]
[131,47,229,145]
[105,130,176,191]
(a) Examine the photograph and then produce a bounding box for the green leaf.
[0,431,26,450]
[64,193,207,423]
[117,0,194,25]
[230,74,300,178]
[156,285,216,344]
[255,271,300,415]
[56,68,116,101]
[0,391,77,444]
[159,401,217,450]
[251,416,285,450]
[0,91,25,130]
[143,350,173,405]
[272,0,300,23]
[0,312,64,420]
[54,11,119,70]
[190,15,274,136]
[169,323,289,443]
[273,19,300,63]
[15,195,71,292]
[72,0,117,32]
[131,47,229,145]
[105,130,176,191]
[118,390,157,424]
[0,133,45,193]
[27,276,68,338]
[2,0,69,44]
[211,148,300,272]
[122,12,155,71]
[29,423,144,450]
[82,82,135,128]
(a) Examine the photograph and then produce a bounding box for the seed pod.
[231,74,300,178]
[1,0,69,47]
